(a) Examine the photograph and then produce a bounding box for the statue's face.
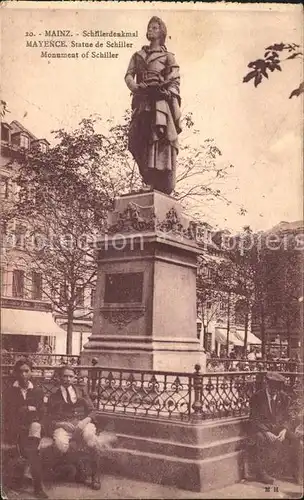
[147,21,162,42]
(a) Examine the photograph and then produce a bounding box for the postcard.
[1,2,303,499]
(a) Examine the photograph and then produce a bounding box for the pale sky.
[2,2,303,232]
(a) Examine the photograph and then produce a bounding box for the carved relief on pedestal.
[101,306,145,330]
[157,207,198,241]
[107,202,156,234]
[107,202,198,242]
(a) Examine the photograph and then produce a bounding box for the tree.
[4,118,114,354]
[196,250,227,350]
[197,233,250,355]
[225,227,259,354]
[224,225,303,359]
[3,112,240,354]
[243,42,303,98]
[260,229,302,358]
[0,100,10,118]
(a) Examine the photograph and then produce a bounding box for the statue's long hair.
[146,16,167,47]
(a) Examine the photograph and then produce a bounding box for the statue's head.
[146,16,167,45]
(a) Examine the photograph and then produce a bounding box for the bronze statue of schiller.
[125,17,182,195]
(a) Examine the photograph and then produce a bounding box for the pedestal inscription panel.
[104,272,144,304]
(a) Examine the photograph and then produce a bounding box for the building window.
[14,223,26,249]
[1,124,11,143]
[0,221,7,249]
[32,271,42,300]
[206,301,212,309]
[20,134,30,149]
[0,267,5,295]
[12,269,25,298]
[76,287,84,307]
[220,300,226,311]
[0,176,9,199]
[90,289,96,308]
[40,142,48,153]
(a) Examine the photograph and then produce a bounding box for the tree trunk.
[300,298,304,363]
[260,300,266,359]
[286,314,291,358]
[203,324,208,351]
[200,300,206,349]
[226,292,231,355]
[66,309,74,355]
[244,308,249,356]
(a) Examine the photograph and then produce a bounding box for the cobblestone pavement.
[2,476,303,500]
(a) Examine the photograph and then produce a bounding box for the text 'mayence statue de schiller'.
[125,17,182,195]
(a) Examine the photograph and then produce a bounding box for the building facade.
[0,120,93,355]
[196,232,260,356]
[251,220,303,359]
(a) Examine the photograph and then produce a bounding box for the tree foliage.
[0,100,10,118]
[243,42,303,98]
[195,225,300,357]
[196,227,255,353]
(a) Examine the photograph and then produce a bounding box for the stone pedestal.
[81,190,206,372]
[95,413,247,492]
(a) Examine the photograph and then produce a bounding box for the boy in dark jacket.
[47,366,101,489]
[2,358,48,498]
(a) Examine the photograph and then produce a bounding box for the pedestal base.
[82,190,205,372]
[81,342,206,372]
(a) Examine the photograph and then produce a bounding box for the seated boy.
[2,358,48,499]
[47,366,104,490]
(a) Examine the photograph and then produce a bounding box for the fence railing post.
[191,364,203,422]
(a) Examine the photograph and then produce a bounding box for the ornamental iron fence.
[1,351,80,367]
[2,364,302,422]
[206,358,301,373]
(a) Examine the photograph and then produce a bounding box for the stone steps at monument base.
[97,413,247,492]
[96,412,249,445]
[115,432,245,460]
[104,447,244,492]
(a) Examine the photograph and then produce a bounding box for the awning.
[1,308,65,337]
[234,329,261,345]
[230,332,244,346]
[59,321,92,333]
[215,328,244,346]
[215,328,228,344]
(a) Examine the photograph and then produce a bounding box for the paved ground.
[2,475,303,500]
